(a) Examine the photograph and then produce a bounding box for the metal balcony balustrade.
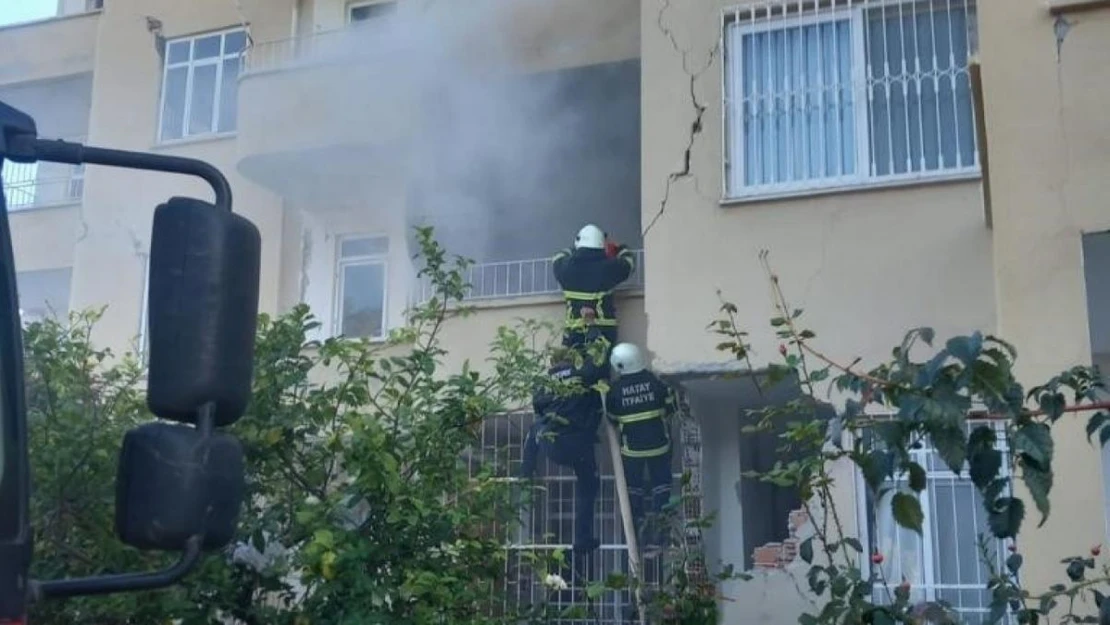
[2,135,86,211]
[410,249,644,306]
[241,21,398,75]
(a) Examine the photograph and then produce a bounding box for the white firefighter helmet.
[610,342,646,375]
[574,224,605,249]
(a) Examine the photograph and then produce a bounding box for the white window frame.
[853,418,1011,623]
[722,1,981,201]
[333,234,389,341]
[157,26,247,144]
[347,0,396,24]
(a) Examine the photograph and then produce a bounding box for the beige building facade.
[3,0,1110,622]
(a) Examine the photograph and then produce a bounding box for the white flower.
[543,573,569,590]
[305,495,320,505]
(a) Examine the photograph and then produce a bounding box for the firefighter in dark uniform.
[605,342,677,557]
[519,344,606,552]
[552,224,636,351]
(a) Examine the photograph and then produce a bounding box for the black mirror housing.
[115,422,244,552]
[146,197,261,427]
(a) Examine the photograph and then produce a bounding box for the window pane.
[740,18,855,188]
[193,34,222,60]
[187,64,218,136]
[866,4,976,176]
[340,263,385,338]
[161,66,188,140]
[224,30,247,56]
[340,236,389,258]
[218,58,240,133]
[167,40,190,64]
[350,2,396,22]
[16,268,72,324]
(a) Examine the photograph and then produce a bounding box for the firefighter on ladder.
[552,224,636,352]
[519,342,607,552]
[606,342,677,558]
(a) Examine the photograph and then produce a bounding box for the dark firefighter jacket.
[605,370,677,458]
[532,353,607,436]
[552,246,636,330]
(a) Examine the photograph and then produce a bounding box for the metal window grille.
[158,27,248,142]
[856,419,1011,624]
[2,136,87,211]
[410,249,645,306]
[468,412,687,624]
[723,0,980,198]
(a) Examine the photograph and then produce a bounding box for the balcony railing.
[2,136,86,211]
[242,22,398,75]
[411,249,645,305]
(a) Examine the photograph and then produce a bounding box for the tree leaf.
[947,332,984,365]
[1038,392,1067,422]
[929,422,968,476]
[907,462,927,493]
[988,497,1026,539]
[842,537,863,553]
[1006,553,1023,574]
[892,492,924,534]
[800,537,814,564]
[1020,463,1053,527]
[1067,559,1086,582]
[1013,423,1053,471]
[1087,412,1109,443]
[969,448,1003,492]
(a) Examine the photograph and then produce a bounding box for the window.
[859,420,1008,623]
[348,1,397,23]
[159,28,247,142]
[16,268,72,326]
[2,161,38,209]
[86,0,104,10]
[334,235,388,339]
[723,0,979,198]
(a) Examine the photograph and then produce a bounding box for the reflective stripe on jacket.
[605,370,675,457]
[552,247,635,329]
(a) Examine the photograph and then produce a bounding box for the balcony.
[0,8,100,86]
[411,249,644,305]
[236,25,416,202]
[2,136,86,211]
[235,0,640,203]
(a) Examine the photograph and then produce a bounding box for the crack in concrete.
[642,0,720,239]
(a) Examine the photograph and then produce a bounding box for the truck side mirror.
[146,197,261,427]
[115,423,244,552]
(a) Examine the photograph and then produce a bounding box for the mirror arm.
[18,136,232,212]
[29,535,202,601]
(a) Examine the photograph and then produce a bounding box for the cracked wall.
[978,0,1110,593]
[639,0,995,378]
[62,0,294,352]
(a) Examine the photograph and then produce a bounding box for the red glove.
[605,241,619,258]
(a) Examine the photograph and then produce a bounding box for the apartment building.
[2,0,1109,623]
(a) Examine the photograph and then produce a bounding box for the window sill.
[151,132,238,150]
[6,199,82,214]
[721,170,981,206]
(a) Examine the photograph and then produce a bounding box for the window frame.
[852,417,1012,621]
[157,26,247,144]
[347,0,397,24]
[721,1,981,201]
[332,234,389,341]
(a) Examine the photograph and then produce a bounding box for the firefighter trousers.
[520,421,600,550]
[622,450,673,548]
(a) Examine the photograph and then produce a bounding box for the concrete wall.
[979,1,1110,592]
[0,11,99,86]
[68,0,295,351]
